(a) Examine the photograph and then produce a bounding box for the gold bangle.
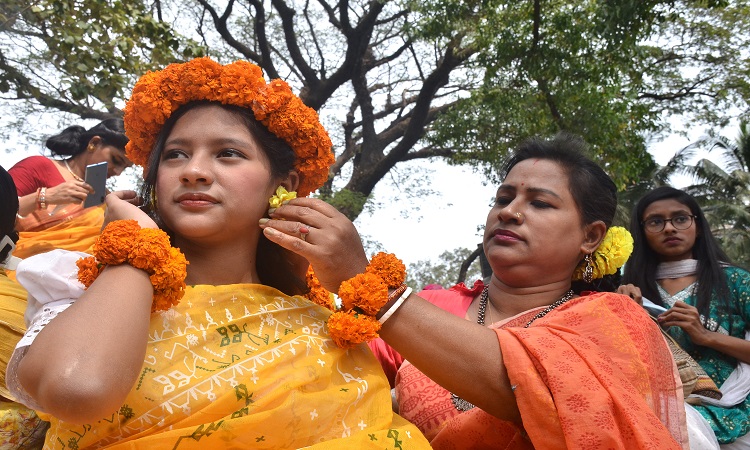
[36,187,48,210]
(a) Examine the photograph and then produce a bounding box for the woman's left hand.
[259,197,369,292]
[616,284,643,304]
[658,301,712,346]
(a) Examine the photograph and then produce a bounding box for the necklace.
[450,286,575,412]
[523,289,575,328]
[63,159,84,182]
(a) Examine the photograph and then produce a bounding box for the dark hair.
[45,118,128,157]
[501,132,620,293]
[141,101,306,294]
[621,186,732,317]
[0,165,19,263]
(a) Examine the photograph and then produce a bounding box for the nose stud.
[515,212,523,220]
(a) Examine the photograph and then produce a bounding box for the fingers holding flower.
[260,197,368,292]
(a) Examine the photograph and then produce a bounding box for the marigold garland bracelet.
[305,252,408,348]
[76,220,189,312]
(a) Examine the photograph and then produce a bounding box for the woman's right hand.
[616,284,643,304]
[259,197,369,292]
[44,179,94,205]
[103,191,158,229]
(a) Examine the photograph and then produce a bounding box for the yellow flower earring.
[572,226,634,282]
[268,186,297,209]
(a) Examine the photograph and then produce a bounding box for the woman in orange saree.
[10,119,131,259]
[380,283,688,449]
[281,133,690,449]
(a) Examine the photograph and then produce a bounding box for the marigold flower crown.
[124,57,334,197]
[573,226,634,281]
[305,252,407,349]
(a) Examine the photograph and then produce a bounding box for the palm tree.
[681,120,750,267]
[617,143,698,226]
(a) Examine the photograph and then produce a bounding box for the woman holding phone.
[9,119,132,258]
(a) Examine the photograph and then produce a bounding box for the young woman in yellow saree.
[6,58,429,449]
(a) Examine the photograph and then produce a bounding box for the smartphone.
[83,162,108,208]
[642,298,668,318]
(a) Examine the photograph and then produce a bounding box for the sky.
[0,116,722,269]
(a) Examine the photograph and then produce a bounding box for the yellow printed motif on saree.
[39,284,428,449]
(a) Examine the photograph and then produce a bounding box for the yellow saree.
[0,271,26,400]
[0,271,48,449]
[36,284,429,449]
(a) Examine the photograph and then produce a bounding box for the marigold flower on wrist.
[303,252,407,348]
[92,220,139,264]
[327,311,382,349]
[339,273,389,316]
[76,257,104,287]
[77,220,189,312]
[366,252,407,288]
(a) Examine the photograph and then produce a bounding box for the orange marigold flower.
[76,256,103,288]
[327,311,381,349]
[76,220,188,312]
[338,272,388,315]
[366,252,407,288]
[129,228,172,271]
[94,220,139,264]
[304,266,335,310]
[152,287,184,313]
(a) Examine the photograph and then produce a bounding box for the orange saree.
[393,291,688,449]
[13,205,104,260]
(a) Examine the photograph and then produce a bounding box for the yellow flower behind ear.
[573,226,634,281]
[268,186,297,208]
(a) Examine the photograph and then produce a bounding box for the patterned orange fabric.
[395,292,689,449]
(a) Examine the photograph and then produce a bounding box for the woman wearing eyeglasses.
[620,186,750,448]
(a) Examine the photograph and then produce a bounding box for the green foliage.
[420,0,749,189]
[317,188,371,221]
[0,0,204,115]
[1,0,749,223]
[420,1,660,187]
[406,247,483,291]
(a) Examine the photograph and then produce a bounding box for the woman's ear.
[279,171,300,193]
[88,136,102,149]
[581,220,607,255]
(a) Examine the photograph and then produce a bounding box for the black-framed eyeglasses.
[642,214,695,233]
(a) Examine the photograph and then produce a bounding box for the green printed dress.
[659,266,750,444]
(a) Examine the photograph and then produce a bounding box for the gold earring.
[87,145,95,152]
[148,190,158,210]
[583,253,594,283]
